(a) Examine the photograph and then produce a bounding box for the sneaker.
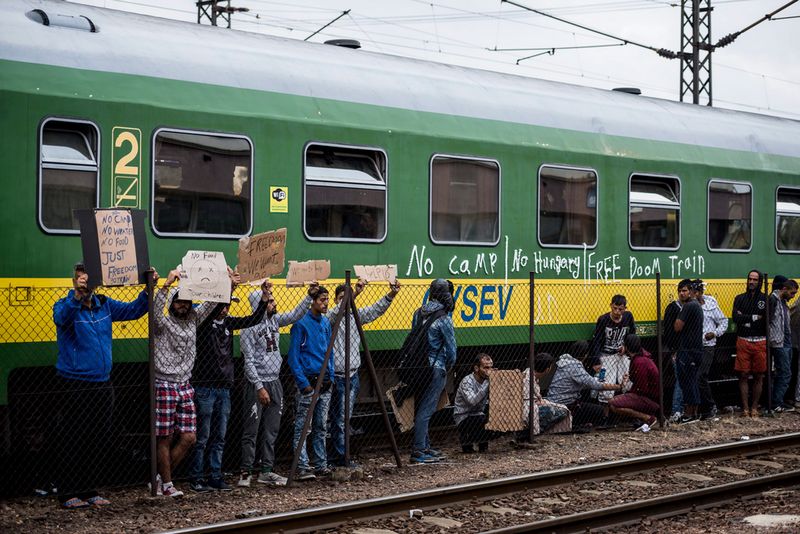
[237,473,252,487]
[61,497,90,510]
[634,423,651,433]
[147,474,163,496]
[782,404,796,412]
[295,468,316,481]
[425,448,447,459]
[679,415,698,424]
[668,412,683,424]
[257,471,287,486]
[410,452,439,464]
[189,480,213,493]
[86,496,111,507]
[314,466,332,478]
[207,478,232,491]
[700,406,719,420]
[161,482,184,498]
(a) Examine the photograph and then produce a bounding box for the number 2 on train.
[112,127,142,208]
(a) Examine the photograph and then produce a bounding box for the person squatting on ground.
[152,269,222,497]
[732,270,767,417]
[693,279,728,420]
[769,276,798,412]
[188,276,270,493]
[453,353,502,453]
[608,334,660,432]
[521,353,571,437]
[238,282,316,487]
[288,285,333,481]
[410,278,457,464]
[52,263,151,509]
[589,295,636,406]
[545,341,622,427]
[674,279,705,423]
[327,278,399,467]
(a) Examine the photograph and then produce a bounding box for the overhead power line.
[305,9,351,41]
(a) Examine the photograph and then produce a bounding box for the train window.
[152,129,252,237]
[430,155,500,245]
[776,186,800,252]
[707,180,752,252]
[38,118,100,234]
[629,174,680,250]
[538,165,597,248]
[304,143,387,242]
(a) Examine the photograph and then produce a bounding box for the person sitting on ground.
[453,353,502,453]
[521,353,572,438]
[608,334,660,432]
[545,341,622,427]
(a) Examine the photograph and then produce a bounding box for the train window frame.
[537,163,599,249]
[428,154,501,247]
[706,179,753,253]
[775,185,800,254]
[150,127,254,239]
[302,141,388,243]
[37,117,101,235]
[627,173,681,251]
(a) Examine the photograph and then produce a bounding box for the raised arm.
[358,280,400,324]
[53,292,82,327]
[275,282,316,327]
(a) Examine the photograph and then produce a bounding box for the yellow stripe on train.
[0,278,744,344]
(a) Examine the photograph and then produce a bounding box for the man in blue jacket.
[288,285,333,480]
[52,263,152,509]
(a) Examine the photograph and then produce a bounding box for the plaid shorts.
[155,381,196,437]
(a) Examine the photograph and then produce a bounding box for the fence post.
[764,273,772,413]
[344,270,352,466]
[528,271,536,443]
[146,269,158,496]
[655,272,664,426]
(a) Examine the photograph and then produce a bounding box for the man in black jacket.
[732,270,767,417]
[189,277,270,492]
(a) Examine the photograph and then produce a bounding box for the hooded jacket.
[53,289,148,382]
[545,353,607,406]
[768,290,791,348]
[412,301,456,370]
[732,271,767,339]
[327,295,392,376]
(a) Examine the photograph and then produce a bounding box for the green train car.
[1,0,800,464]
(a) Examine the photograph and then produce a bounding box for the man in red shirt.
[608,334,660,432]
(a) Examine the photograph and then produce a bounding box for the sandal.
[62,497,90,509]
[87,496,111,506]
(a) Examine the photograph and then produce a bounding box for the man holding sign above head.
[327,277,400,468]
[52,262,154,509]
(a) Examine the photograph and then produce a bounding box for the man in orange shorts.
[732,270,767,416]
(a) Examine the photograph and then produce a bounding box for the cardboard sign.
[286,260,330,286]
[77,208,150,288]
[386,384,449,433]
[178,251,231,303]
[354,264,398,283]
[237,228,287,283]
[486,370,525,432]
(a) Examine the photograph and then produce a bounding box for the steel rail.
[483,469,800,533]
[163,432,800,534]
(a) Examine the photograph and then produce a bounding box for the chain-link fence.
[1,272,796,499]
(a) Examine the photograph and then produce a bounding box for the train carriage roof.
[2,0,799,159]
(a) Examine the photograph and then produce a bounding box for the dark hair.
[73,262,86,273]
[311,286,329,300]
[678,278,693,290]
[473,353,492,369]
[611,294,627,307]
[335,284,347,299]
[785,279,798,290]
[534,353,554,373]
[624,333,642,355]
[568,340,589,360]
[692,279,704,292]
[772,275,788,293]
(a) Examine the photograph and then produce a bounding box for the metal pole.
[344,270,352,466]
[765,273,772,413]
[656,272,664,426]
[692,0,700,104]
[528,272,536,442]
[146,270,158,496]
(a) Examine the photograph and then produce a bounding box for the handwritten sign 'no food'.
[178,251,231,303]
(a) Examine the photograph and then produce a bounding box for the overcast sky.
[69,0,799,120]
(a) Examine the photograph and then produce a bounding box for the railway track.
[164,432,800,534]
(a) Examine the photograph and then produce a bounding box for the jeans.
[676,351,701,406]
[413,367,447,454]
[772,346,792,408]
[329,373,360,465]
[189,386,231,481]
[698,346,716,410]
[672,379,683,414]
[293,388,331,471]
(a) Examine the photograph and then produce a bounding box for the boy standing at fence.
[674,279,705,423]
[769,277,797,412]
[238,282,317,487]
[52,263,152,509]
[327,278,399,467]
[589,295,636,405]
[151,269,221,497]
[188,277,270,493]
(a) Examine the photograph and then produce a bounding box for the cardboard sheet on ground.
[178,251,231,303]
[76,208,150,288]
[286,260,330,286]
[486,369,525,432]
[386,383,449,433]
[237,228,286,284]
[354,264,398,283]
